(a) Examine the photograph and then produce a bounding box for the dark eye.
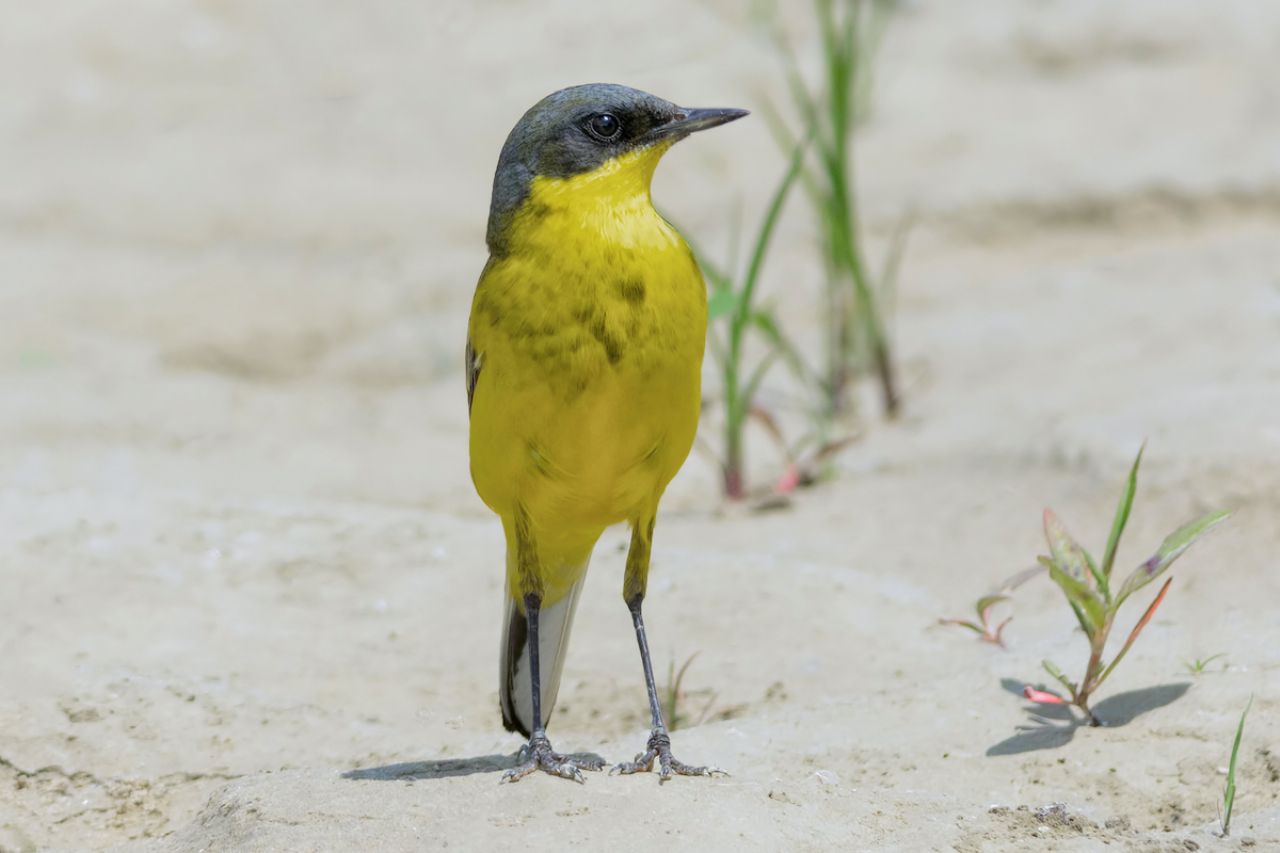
[586,113,621,141]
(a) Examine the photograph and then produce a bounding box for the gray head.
[486,83,747,253]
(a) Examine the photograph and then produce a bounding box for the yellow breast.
[468,144,707,537]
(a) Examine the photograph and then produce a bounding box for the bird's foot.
[501,731,605,784]
[610,729,726,782]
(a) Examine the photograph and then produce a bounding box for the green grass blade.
[707,289,738,320]
[1102,443,1144,580]
[733,133,810,348]
[1186,652,1227,674]
[1222,694,1252,836]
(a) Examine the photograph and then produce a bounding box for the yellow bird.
[466,83,746,782]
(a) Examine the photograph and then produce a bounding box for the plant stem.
[1075,622,1112,726]
[723,362,745,500]
[869,321,899,417]
[723,431,745,500]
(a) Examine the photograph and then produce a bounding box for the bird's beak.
[650,107,750,141]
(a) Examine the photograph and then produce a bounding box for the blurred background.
[2,1,1278,849]
[4,0,1278,508]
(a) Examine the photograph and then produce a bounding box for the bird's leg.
[612,518,725,782]
[502,592,605,783]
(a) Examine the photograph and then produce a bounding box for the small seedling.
[940,594,1012,646]
[1021,446,1230,725]
[750,405,860,499]
[939,566,1041,647]
[1184,653,1227,675]
[663,653,717,732]
[1220,695,1252,836]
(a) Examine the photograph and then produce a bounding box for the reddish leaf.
[1096,576,1174,688]
[1023,686,1067,705]
[775,463,801,494]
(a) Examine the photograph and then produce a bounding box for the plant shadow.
[986,680,1191,757]
[341,750,608,781]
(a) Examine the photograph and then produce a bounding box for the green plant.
[747,405,861,498]
[698,138,810,499]
[1021,446,1230,725]
[761,0,905,420]
[939,566,1041,647]
[1220,695,1252,836]
[1184,653,1227,675]
[663,653,717,732]
[941,594,1013,647]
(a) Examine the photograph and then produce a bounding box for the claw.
[501,732,603,784]
[611,729,726,782]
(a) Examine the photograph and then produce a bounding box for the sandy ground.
[3,1,1280,850]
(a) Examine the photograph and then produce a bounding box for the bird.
[465,83,747,783]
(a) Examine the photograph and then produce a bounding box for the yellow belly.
[467,163,706,602]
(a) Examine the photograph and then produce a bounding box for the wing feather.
[465,338,482,416]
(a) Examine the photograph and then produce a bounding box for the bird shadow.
[986,679,1191,757]
[341,750,608,781]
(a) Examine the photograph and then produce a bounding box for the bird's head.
[486,83,747,253]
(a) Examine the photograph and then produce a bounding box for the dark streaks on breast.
[465,339,481,415]
[589,316,623,365]
[616,276,646,305]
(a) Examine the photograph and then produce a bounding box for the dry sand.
[2,1,1279,850]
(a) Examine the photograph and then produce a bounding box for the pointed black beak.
[651,107,750,140]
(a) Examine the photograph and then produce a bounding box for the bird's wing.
[465,337,482,417]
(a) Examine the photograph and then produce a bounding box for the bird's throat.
[510,142,681,252]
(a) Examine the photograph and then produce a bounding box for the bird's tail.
[499,566,589,736]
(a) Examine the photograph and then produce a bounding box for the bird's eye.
[586,113,621,141]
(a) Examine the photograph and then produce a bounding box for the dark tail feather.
[499,572,588,736]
